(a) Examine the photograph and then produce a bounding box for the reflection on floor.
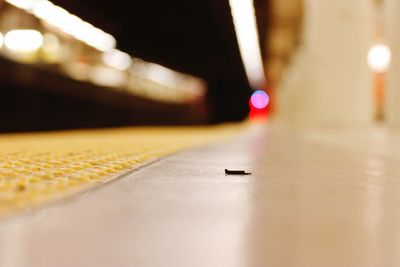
[1,123,400,267]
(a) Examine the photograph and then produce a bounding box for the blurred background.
[0,0,398,132]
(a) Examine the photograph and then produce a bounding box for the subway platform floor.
[1,122,400,267]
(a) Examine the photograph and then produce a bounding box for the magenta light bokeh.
[250,90,269,109]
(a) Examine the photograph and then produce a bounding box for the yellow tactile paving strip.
[0,125,241,216]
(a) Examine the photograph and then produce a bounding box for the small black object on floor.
[225,169,251,175]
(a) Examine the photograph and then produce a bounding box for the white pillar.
[385,0,400,128]
[277,0,374,126]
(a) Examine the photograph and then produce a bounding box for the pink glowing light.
[250,90,269,109]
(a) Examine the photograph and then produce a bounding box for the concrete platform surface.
[1,123,400,267]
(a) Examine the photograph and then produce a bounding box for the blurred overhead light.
[42,33,60,52]
[250,90,269,109]
[33,1,69,28]
[92,32,116,52]
[229,0,266,88]
[32,0,60,21]
[42,33,61,62]
[130,59,206,98]
[89,66,127,88]
[5,30,43,52]
[28,0,116,51]
[367,44,391,73]
[144,64,176,87]
[103,49,132,71]
[5,0,37,10]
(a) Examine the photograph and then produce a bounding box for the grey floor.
[1,123,400,267]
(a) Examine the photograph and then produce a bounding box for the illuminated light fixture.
[42,33,61,62]
[103,49,132,71]
[5,0,37,10]
[0,32,3,49]
[30,0,116,51]
[144,64,177,87]
[31,0,56,20]
[367,44,391,73]
[4,30,43,52]
[130,59,207,98]
[86,29,116,52]
[89,65,127,87]
[33,2,71,31]
[250,90,269,109]
[42,33,60,52]
[229,0,266,88]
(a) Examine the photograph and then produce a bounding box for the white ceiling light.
[229,0,266,88]
[30,0,116,52]
[103,49,132,71]
[5,0,37,10]
[5,29,43,52]
[144,64,177,87]
[367,44,391,73]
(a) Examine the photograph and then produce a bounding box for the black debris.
[225,169,251,175]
